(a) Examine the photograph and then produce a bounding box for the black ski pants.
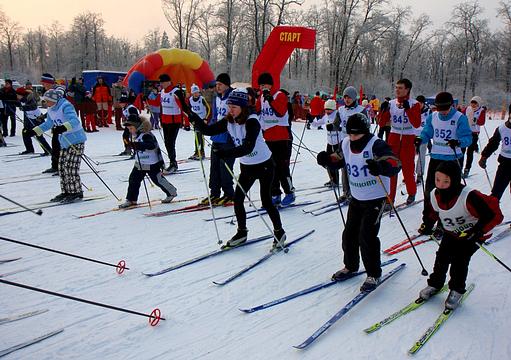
[491,156,511,200]
[342,197,386,278]
[464,132,479,170]
[267,140,294,196]
[126,163,177,202]
[161,123,180,166]
[234,158,282,231]
[427,234,478,293]
[209,142,235,198]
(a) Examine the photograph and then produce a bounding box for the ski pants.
[427,234,478,293]
[126,163,177,202]
[266,140,294,196]
[234,158,282,231]
[209,142,235,198]
[388,133,417,201]
[342,197,386,278]
[491,156,511,200]
[51,131,61,170]
[415,143,428,178]
[22,116,51,154]
[161,123,180,167]
[464,132,479,171]
[59,143,84,194]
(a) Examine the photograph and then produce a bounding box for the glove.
[447,139,460,149]
[187,112,200,124]
[53,125,67,135]
[23,128,36,137]
[183,125,191,131]
[326,124,334,131]
[263,89,273,103]
[459,228,484,244]
[380,102,389,112]
[317,151,330,167]
[366,159,384,176]
[131,142,143,151]
[478,157,487,169]
[418,223,434,236]
[402,100,410,110]
[414,136,422,148]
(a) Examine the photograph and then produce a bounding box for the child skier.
[118,114,177,208]
[462,96,486,178]
[28,88,87,203]
[317,113,401,292]
[418,161,503,309]
[188,83,210,160]
[189,89,286,249]
[479,118,511,200]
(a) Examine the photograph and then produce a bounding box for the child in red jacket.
[419,161,503,310]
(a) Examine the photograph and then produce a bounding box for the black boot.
[226,229,248,247]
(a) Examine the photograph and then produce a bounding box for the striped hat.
[41,73,55,85]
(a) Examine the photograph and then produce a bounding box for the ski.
[0,257,21,264]
[3,154,48,163]
[4,152,45,157]
[486,227,511,245]
[239,258,398,313]
[98,157,132,165]
[302,201,338,214]
[0,170,105,186]
[213,230,315,286]
[384,199,424,217]
[76,196,198,219]
[309,201,349,216]
[293,263,406,350]
[363,285,449,333]
[0,196,108,217]
[386,237,438,255]
[383,234,424,254]
[242,201,320,221]
[146,202,235,218]
[0,268,30,278]
[0,309,49,326]
[408,283,475,355]
[0,328,64,357]
[142,234,273,277]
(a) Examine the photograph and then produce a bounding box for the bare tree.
[162,0,200,49]
[144,28,162,52]
[398,14,431,79]
[48,21,64,73]
[0,10,22,70]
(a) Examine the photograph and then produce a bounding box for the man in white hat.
[188,84,211,160]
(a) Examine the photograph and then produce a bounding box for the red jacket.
[255,90,290,141]
[309,96,324,117]
[92,84,111,103]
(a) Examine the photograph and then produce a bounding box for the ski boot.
[161,195,176,204]
[50,193,68,202]
[445,289,463,310]
[419,285,441,300]
[271,195,281,206]
[271,228,287,252]
[119,200,137,209]
[406,195,415,205]
[360,276,380,292]
[225,229,248,248]
[331,267,356,281]
[61,192,83,204]
[281,192,296,206]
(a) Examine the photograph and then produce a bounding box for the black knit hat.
[435,92,453,111]
[159,74,171,82]
[346,113,370,134]
[416,95,426,103]
[216,73,231,86]
[119,95,129,103]
[125,114,142,128]
[435,161,462,188]
[257,72,274,86]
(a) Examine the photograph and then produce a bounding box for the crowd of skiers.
[2,70,510,311]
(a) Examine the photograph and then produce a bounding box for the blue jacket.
[35,98,87,149]
[210,88,233,144]
[419,107,472,160]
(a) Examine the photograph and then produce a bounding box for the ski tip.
[292,344,307,350]
[239,308,252,314]
[212,281,225,286]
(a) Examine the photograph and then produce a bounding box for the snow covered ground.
[0,110,510,360]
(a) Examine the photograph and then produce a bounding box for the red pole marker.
[149,308,162,326]
[116,260,127,274]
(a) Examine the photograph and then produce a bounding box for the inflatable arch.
[252,26,316,90]
[123,48,215,94]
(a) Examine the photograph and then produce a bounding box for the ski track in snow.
[1,109,510,359]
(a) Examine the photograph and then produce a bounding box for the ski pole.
[0,235,129,274]
[0,279,164,326]
[326,169,346,226]
[131,138,152,211]
[451,145,467,186]
[477,136,493,190]
[195,132,222,245]
[416,142,427,196]
[222,160,288,252]
[0,194,42,216]
[477,243,511,273]
[375,175,429,276]
[291,123,307,176]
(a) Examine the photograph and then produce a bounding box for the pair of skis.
[364,284,475,354]
[383,233,440,255]
[0,196,108,217]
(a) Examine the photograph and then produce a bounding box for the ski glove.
[326,124,334,131]
[23,128,36,137]
[183,125,191,131]
[478,157,487,169]
[366,159,385,176]
[447,139,460,149]
[459,228,484,244]
[402,100,410,110]
[53,125,67,135]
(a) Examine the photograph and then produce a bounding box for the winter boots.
[419,285,441,300]
[226,228,248,247]
[271,228,287,251]
[161,195,176,204]
[445,289,463,310]
[61,192,83,204]
[331,268,355,282]
[360,276,380,292]
[271,195,281,206]
[119,200,137,209]
[281,192,295,206]
[50,193,68,202]
[406,195,416,205]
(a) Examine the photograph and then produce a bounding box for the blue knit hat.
[227,89,248,107]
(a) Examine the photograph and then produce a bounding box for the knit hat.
[124,114,142,128]
[435,161,462,187]
[25,80,32,86]
[43,88,62,103]
[216,73,231,87]
[346,113,370,134]
[257,72,274,86]
[159,74,171,82]
[119,95,129,103]
[324,99,337,110]
[343,86,358,102]
[416,95,426,103]
[227,89,248,107]
[15,87,28,96]
[361,99,369,107]
[41,73,55,85]
[470,96,483,106]
[434,92,453,111]
[191,84,200,94]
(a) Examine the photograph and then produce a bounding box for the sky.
[1,0,505,43]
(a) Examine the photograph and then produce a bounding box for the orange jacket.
[92,84,111,103]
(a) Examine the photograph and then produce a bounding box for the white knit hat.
[324,99,337,110]
[191,84,200,94]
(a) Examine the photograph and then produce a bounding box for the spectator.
[112,77,127,130]
[308,91,325,129]
[0,80,18,137]
[92,76,111,127]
